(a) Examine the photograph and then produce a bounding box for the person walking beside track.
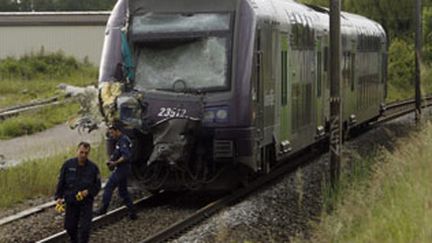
[96,122,138,220]
[55,142,101,243]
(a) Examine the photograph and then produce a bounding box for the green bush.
[388,38,415,89]
[0,51,90,81]
[423,7,432,64]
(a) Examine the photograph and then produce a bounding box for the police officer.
[96,123,137,220]
[55,142,101,243]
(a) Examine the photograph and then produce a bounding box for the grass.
[0,51,97,109]
[304,122,432,243]
[0,143,109,209]
[0,69,97,109]
[0,52,98,139]
[0,102,80,139]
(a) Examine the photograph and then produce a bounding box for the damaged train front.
[98,0,237,191]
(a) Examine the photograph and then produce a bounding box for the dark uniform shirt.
[111,134,133,168]
[55,158,101,204]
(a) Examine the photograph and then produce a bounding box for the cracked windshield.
[135,37,228,92]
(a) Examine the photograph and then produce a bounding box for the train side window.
[317,51,322,97]
[351,53,355,91]
[324,47,329,72]
[382,53,387,84]
[256,30,261,102]
[281,51,288,105]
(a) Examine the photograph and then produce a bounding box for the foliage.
[388,38,415,88]
[0,52,98,109]
[423,7,432,62]
[0,144,109,209]
[0,50,92,81]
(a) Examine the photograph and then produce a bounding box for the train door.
[261,21,277,145]
[322,37,330,127]
[252,26,264,173]
[315,36,325,137]
[253,20,278,172]
[342,38,356,125]
[279,32,291,155]
[289,46,316,150]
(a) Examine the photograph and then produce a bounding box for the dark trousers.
[65,201,93,243]
[102,166,134,212]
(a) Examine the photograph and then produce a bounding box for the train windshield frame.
[131,13,233,93]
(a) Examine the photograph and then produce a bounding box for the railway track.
[373,95,432,125]
[3,95,432,242]
[0,96,66,121]
[34,147,320,243]
[141,149,319,243]
[37,193,171,243]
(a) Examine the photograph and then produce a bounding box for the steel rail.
[384,95,432,111]
[372,95,432,125]
[36,193,170,243]
[141,149,321,243]
[0,181,107,227]
[0,96,66,120]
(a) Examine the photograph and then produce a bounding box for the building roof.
[0,11,110,26]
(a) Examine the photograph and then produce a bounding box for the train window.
[342,52,349,87]
[131,13,230,37]
[290,22,315,50]
[351,53,355,91]
[358,34,381,52]
[134,37,229,92]
[281,51,288,105]
[317,51,322,97]
[324,47,329,72]
[256,31,262,102]
[382,53,387,84]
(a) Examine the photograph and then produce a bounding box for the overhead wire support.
[329,0,342,190]
[415,0,423,122]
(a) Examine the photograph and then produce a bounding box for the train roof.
[252,0,386,39]
[129,0,386,40]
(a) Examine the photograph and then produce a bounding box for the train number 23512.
[158,107,187,118]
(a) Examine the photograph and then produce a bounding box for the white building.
[0,12,110,65]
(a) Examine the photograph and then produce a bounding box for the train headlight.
[216,109,228,120]
[203,107,229,123]
[203,110,216,122]
[117,96,142,127]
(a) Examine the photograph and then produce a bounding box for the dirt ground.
[0,124,105,167]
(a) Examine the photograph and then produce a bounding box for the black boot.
[94,207,107,217]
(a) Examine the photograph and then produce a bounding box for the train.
[98,0,387,191]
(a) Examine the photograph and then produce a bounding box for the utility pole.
[415,0,422,122]
[329,0,342,190]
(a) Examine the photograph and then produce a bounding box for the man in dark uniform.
[96,123,137,220]
[55,142,101,243]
